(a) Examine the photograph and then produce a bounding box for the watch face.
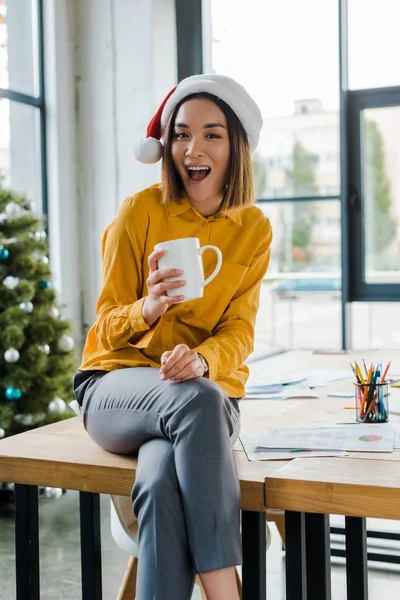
[197,353,208,372]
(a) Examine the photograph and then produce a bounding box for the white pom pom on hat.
[134,74,263,164]
[134,137,164,164]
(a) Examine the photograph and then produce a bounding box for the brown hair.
[161,92,255,210]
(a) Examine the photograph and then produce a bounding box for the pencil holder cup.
[355,382,389,423]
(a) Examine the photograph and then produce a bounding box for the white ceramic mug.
[154,237,223,302]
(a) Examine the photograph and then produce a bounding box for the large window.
[207,0,342,350]
[348,0,400,90]
[206,0,400,350]
[0,0,45,212]
[209,0,340,200]
[345,0,400,312]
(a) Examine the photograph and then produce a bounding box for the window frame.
[0,0,47,216]
[346,86,400,302]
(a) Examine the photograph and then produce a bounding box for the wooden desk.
[2,349,399,599]
[266,456,400,600]
[0,416,281,600]
[266,457,400,520]
[240,349,400,600]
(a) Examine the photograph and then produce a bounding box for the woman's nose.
[185,137,204,157]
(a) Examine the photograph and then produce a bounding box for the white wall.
[44,0,177,349]
[44,0,80,338]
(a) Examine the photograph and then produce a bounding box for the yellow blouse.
[79,184,272,398]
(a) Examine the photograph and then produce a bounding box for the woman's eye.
[174,132,188,139]
[206,133,221,139]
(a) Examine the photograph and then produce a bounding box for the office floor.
[1,490,400,599]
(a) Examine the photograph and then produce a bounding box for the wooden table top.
[1,349,399,516]
[240,349,400,462]
[0,416,279,512]
[241,349,400,518]
[265,457,400,519]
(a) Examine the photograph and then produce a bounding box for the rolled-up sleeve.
[193,219,272,380]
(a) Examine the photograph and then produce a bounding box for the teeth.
[187,166,210,171]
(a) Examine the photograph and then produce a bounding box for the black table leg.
[345,516,368,600]
[285,510,307,600]
[79,492,102,600]
[242,510,266,600]
[305,513,331,600]
[14,484,40,600]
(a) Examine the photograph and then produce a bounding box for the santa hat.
[134,74,263,164]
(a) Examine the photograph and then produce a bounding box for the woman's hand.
[142,249,187,326]
[160,344,205,382]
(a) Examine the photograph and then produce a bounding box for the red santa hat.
[134,74,263,164]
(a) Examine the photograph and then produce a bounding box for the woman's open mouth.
[185,166,211,182]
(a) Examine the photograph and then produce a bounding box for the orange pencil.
[365,391,379,418]
[380,361,391,383]
[356,385,364,408]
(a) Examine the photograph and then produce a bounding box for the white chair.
[68,401,226,599]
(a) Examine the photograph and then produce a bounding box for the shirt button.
[166,317,173,323]
[201,221,208,228]
[184,304,190,310]
[166,345,173,351]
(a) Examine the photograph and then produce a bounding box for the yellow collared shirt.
[79,184,273,398]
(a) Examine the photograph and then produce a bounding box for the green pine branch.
[0,189,77,438]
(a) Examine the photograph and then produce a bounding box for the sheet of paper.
[241,425,395,453]
[245,379,319,400]
[246,368,352,391]
[245,370,306,390]
[242,445,348,462]
[334,421,400,450]
[246,368,352,396]
[291,368,352,387]
[245,391,286,400]
[379,417,400,449]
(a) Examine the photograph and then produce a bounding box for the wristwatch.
[196,352,209,375]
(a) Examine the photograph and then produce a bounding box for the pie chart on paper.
[358,434,383,442]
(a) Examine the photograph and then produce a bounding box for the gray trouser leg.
[81,368,241,599]
[133,438,196,600]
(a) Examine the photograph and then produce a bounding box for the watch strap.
[196,352,209,374]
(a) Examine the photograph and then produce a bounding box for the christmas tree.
[0,188,76,441]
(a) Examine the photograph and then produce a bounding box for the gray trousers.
[80,367,242,600]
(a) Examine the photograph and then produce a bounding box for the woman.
[73,74,272,600]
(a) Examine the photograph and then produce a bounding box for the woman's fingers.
[160,350,173,365]
[161,356,193,380]
[147,251,186,308]
[149,267,184,284]
[143,253,185,324]
[147,249,165,273]
[161,344,188,372]
[169,361,203,382]
[162,294,185,305]
[160,345,200,380]
[154,280,186,296]
[146,268,185,300]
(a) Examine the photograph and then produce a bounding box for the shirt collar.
[167,197,242,225]
[166,197,192,217]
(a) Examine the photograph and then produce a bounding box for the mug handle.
[199,245,223,287]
